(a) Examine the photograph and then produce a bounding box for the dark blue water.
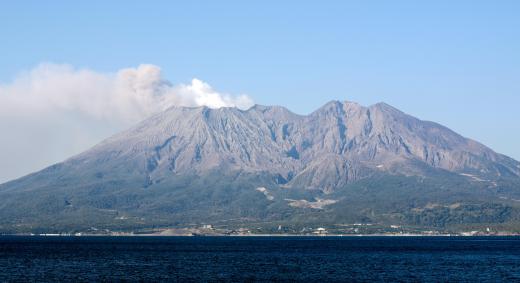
[1,236,519,282]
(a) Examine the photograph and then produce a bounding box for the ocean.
[0,236,519,282]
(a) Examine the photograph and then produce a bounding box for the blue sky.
[0,1,519,181]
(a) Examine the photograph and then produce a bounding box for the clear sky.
[0,1,519,182]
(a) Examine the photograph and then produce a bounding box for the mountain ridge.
[1,100,520,234]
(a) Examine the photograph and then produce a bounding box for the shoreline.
[3,233,520,237]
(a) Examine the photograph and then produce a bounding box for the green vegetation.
[1,168,520,235]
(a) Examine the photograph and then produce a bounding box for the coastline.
[3,233,520,237]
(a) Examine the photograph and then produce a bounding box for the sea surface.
[0,236,519,282]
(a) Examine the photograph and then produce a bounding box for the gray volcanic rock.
[61,100,519,191]
[1,100,520,233]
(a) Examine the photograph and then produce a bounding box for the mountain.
[1,100,520,234]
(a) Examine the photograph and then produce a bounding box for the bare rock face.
[32,100,519,193]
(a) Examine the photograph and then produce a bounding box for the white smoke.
[0,63,253,124]
[0,63,254,183]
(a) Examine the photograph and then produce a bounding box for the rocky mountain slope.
[1,101,520,233]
